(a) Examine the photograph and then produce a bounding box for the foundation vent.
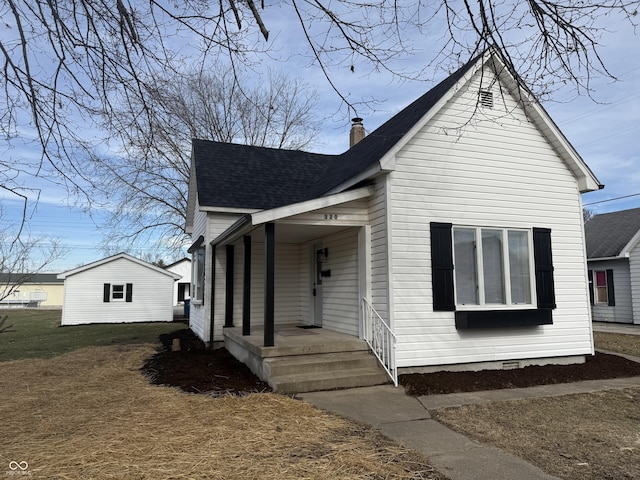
[502,361,520,370]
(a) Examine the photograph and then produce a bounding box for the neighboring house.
[165,258,192,306]
[58,253,181,325]
[0,273,64,308]
[585,207,640,324]
[186,51,600,386]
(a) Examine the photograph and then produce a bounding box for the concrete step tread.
[271,367,389,384]
[264,351,377,366]
[271,368,390,393]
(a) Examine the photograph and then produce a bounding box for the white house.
[185,51,601,391]
[585,207,640,324]
[58,253,181,325]
[165,258,192,306]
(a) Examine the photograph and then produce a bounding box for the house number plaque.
[324,214,339,220]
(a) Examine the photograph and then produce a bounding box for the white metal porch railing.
[362,298,397,386]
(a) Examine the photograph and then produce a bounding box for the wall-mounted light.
[316,248,328,263]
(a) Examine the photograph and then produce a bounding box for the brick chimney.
[349,117,365,147]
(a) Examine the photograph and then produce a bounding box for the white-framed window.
[590,269,615,306]
[453,226,535,308]
[112,284,125,301]
[103,283,132,303]
[192,246,205,303]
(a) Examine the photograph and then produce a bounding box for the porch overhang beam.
[251,186,375,225]
[213,214,253,247]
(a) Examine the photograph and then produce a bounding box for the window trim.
[452,226,536,311]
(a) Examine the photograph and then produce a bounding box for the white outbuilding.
[58,253,181,326]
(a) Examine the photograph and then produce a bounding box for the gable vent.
[479,89,493,108]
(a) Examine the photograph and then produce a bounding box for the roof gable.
[190,51,600,213]
[585,207,640,259]
[57,253,181,280]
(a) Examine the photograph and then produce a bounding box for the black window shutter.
[103,283,111,302]
[588,270,594,305]
[125,283,133,303]
[430,222,456,311]
[606,269,615,306]
[533,228,556,309]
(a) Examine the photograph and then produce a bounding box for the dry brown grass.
[432,333,640,480]
[594,332,640,358]
[0,344,442,479]
[433,387,640,480]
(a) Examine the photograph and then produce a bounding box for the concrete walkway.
[299,366,640,480]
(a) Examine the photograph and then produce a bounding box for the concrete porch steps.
[223,326,391,394]
[265,351,390,393]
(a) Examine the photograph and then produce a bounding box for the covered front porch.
[223,324,390,393]
[204,186,396,391]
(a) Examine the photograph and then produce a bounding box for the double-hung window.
[431,222,555,327]
[112,284,125,301]
[453,227,534,308]
[588,269,615,306]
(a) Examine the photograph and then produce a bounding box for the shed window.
[103,283,133,302]
[112,284,125,300]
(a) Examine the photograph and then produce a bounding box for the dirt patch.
[142,329,640,397]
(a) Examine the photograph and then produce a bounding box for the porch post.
[264,222,275,347]
[225,244,234,327]
[242,235,251,336]
[209,244,216,348]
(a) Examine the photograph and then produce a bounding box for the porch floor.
[223,325,390,393]
[223,324,370,358]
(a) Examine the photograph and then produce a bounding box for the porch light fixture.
[316,248,328,263]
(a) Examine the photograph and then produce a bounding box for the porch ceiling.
[245,223,354,244]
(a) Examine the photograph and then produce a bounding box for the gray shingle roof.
[585,207,640,258]
[192,55,479,210]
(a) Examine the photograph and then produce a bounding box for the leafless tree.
[1,0,638,219]
[86,67,320,254]
[0,204,67,303]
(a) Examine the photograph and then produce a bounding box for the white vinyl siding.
[225,229,358,335]
[367,177,390,323]
[389,66,593,367]
[589,259,634,324]
[231,241,307,327]
[320,228,360,336]
[630,244,640,324]
[188,205,244,343]
[60,257,175,325]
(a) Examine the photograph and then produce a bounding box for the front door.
[313,246,324,326]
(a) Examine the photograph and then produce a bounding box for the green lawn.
[0,309,185,362]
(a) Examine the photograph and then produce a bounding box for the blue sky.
[1,9,638,273]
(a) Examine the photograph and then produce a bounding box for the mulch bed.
[142,328,272,396]
[141,328,640,396]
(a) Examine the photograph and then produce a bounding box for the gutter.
[212,214,253,247]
